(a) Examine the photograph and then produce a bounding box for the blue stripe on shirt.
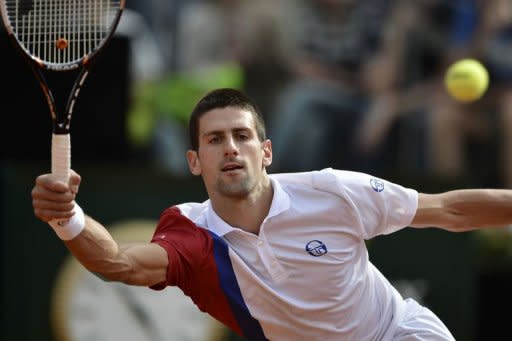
[209,232,268,341]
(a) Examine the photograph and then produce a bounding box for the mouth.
[221,163,244,172]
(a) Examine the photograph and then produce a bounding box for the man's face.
[186,107,272,199]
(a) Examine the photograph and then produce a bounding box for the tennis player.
[32,88,512,340]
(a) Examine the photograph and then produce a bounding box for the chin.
[217,179,253,198]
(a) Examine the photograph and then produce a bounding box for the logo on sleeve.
[370,178,384,192]
[305,240,328,257]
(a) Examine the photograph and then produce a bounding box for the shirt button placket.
[256,239,269,268]
[257,238,283,281]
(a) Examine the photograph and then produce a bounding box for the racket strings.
[4,0,121,65]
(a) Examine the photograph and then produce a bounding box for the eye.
[208,136,221,144]
[236,131,250,140]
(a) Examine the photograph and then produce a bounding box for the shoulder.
[160,202,208,222]
[156,202,209,235]
[270,168,417,205]
[270,168,376,194]
[270,170,316,186]
[152,203,214,266]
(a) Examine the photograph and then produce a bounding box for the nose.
[224,136,239,157]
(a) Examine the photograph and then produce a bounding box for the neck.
[210,175,273,235]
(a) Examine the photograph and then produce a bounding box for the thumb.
[69,169,82,194]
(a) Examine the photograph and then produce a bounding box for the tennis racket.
[0,0,125,223]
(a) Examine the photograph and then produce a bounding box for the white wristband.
[48,203,86,241]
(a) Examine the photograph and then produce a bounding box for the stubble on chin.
[216,176,253,199]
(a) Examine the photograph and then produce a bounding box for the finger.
[69,170,81,194]
[33,200,76,222]
[31,185,76,203]
[35,174,69,193]
[33,198,76,212]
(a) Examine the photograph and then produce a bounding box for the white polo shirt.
[150,168,450,340]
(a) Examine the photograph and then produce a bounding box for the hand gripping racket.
[1,0,125,224]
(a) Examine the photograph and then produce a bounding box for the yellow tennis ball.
[444,59,489,102]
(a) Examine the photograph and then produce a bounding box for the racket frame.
[0,0,125,224]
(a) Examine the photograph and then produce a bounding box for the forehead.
[199,107,256,133]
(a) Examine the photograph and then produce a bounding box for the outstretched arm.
[411,189,512,232]
[31,171,167,287]
[64,215,168,286]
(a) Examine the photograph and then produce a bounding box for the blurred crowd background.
[2,0,512,340]
[123,0,512,189]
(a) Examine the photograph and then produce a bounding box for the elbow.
[86,261,157,286]
[90,268,136,284]
[91,271,116,283]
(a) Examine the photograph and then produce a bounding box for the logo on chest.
[305,240,328,257]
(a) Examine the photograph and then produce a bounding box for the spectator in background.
[178,0,294,121]
[352,0,471,179]
[483,0,512,188]
[116,9,167,84]
[125,0,296,176]
[423,0,489,185]
[124,0,189,71]
[177,0,243,72]
[114,8,168,163]
[126,0,247,176]
[420,0,512,187]
[268,0,401,174]
[234,0,295,121]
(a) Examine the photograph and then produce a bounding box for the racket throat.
[52,121,71,134]
[53,123,70,134]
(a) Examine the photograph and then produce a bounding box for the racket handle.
[51,133,71,182]
[51,133,71,226]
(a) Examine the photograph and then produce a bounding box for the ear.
[262,139,272,167]
[186,150,202,176]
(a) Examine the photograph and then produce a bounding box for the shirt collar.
[206,175,290,236]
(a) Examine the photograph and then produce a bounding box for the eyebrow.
[202,127,252,137]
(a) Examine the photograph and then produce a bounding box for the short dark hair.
[188,88,267,150]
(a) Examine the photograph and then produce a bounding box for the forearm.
[63,215,132,282]
[445,189,512,229]
[63,215,168,286]
[32,171,166,285]
[414,189,512,231]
